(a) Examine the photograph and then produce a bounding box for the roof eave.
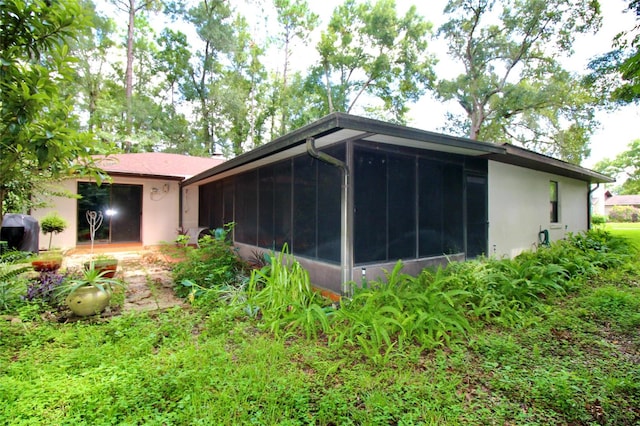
[182,112,506,186]
[483,144,615,184]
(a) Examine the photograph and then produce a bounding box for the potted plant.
[40,212,68,251]
[31,253,63,272]
[83,255,119,278]
[62,267,126,316]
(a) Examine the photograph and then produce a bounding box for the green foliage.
[315,0,436,122]
[244,247,332,339]
[60,267,125,296]
[0,254,31,312]
[591,213,607,225]
[436,0,602,163]
[593,139,640,195]
[586,0,640,106]
[171,224,246,299]
[40,212,68,250]
[0,0,108,214]
[40,212,68,235]
[609,205,640,222]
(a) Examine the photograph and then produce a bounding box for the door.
[466,175,488,258]
[77,182,142,244]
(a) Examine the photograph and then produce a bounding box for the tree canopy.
[2,0,634,214]
[0,0,107,215]
[594,139,640,194]
[587,0,640,105]
[435,0,603,164]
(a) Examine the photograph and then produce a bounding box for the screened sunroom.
[181,113,511,295]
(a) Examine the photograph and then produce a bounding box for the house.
[181,113,613,295]
[604,193,640,217]
[31,153,224,251]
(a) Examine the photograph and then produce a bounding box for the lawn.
[605,222,640,248]
[1,231,639,425]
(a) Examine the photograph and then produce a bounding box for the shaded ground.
[62,249,185,314]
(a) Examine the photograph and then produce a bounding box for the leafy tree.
[172,0,236,156]
[587,0,640,105]
[273,0,319,135]
[71,0,118,133]
[314,0,436,123]
[436,0,602,164]
[221,15,268,155]
[0,0,106,216]
[111,0,163,135]
[594,139,640,194]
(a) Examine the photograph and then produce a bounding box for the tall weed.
[244,247,332,339]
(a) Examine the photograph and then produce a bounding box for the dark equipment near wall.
[1,214,40,253]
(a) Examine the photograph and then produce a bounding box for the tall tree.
[0,0,106,215]
[315,0,436,123]
[594,139,640,194]
[175,0,235,156]
[273,0,319,134]
[111,0,162,135]
[587,0,640,105]
[436,0,602,164]
[72,0,118,133]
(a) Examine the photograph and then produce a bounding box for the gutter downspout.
[306,137,352,296]
[588,183,600,230]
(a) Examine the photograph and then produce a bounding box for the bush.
[591,214,606,225]
[172,223,246,299]
[608,205,640,222]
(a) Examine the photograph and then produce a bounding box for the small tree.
[40,213,68,251]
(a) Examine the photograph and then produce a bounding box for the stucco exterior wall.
[180,183,200,232]
[31,177,181,251]
[488,161,589,258]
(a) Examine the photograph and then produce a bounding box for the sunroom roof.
[182,112,613,186]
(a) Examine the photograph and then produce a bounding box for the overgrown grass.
[1,230,639,424]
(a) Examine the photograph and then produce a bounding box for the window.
[550,181,559,223]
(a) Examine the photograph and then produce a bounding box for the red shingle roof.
[93,153,224,180]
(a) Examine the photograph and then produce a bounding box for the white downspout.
[306,137,352,296]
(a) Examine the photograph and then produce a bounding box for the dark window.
[77,182,142,243]
[550,181,559,223]
[222,179,234,226]
[317,156,342,262]
[443,164,464,254]
[388,155,416,259]
[418,159,445,257]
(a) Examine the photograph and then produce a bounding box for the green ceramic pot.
[66,286,111,316]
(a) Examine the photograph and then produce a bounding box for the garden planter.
[84,259,118,278]
[65,286,111,316]
[31,258,62,272]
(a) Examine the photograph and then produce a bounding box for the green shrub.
[0,250,32,312]
[172,223,246,299]
[608,205,640,222]
[591,214,607,225]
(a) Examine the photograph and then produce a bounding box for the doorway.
[77,182,142,244]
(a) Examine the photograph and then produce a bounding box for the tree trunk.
[125,0,135,135]
[323,62,334,113]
